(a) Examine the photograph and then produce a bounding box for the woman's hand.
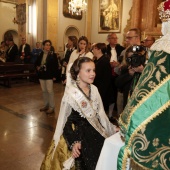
[79,49,85,55]
[63,61,67,67]
[128,66,135,76]
[133,65,144,73]
[72,142,81,158]
[110,60,119,67]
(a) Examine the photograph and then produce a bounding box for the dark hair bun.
[70,66,77,80]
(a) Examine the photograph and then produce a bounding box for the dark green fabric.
[131,110,170,169]
[118,51,170,170]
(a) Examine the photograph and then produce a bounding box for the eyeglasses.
[109,37,118,40]
[126,36,138,40]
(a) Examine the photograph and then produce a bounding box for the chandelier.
[68,0,87,15]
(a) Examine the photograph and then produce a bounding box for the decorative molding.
[0,0,17,4]
[123,0,162,40]
[123,7,132,35]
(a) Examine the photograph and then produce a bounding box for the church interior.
[0,0,164,169]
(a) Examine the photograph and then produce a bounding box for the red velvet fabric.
[164,0,170,10]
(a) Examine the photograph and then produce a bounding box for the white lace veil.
[151,21,170,53]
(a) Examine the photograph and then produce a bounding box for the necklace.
[77,84,91,101]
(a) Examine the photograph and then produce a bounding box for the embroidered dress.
[40,82,115,170]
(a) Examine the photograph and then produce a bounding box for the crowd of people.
[0,37,43,64]
[0,30,156,169]
[0,31,155,169]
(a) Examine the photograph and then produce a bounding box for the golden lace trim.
[130,158,151,170]
[121,147,130,170]
[121,100,170,169]
[119,74,170,130]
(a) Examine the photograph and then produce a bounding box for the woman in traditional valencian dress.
[41,57,116,170]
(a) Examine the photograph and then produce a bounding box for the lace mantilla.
[150,32,170,54]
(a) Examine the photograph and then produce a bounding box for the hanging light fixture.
[68,0,87,15]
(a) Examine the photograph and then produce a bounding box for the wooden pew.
[0,63,37,87]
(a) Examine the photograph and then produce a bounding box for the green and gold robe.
[118,50,170,170]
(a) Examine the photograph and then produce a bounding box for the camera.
[126,45,146,67]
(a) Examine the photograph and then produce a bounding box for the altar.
[96,132,130,170]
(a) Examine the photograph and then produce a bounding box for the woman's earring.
[76,75,80,84]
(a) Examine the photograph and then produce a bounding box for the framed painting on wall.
[99,0,122,33]
[63,0,82,20]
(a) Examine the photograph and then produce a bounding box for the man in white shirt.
[19,38,31,63]
[106,33,125,118]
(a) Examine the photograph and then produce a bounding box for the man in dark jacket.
[6,38,18,62]
[35,40,58,114]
